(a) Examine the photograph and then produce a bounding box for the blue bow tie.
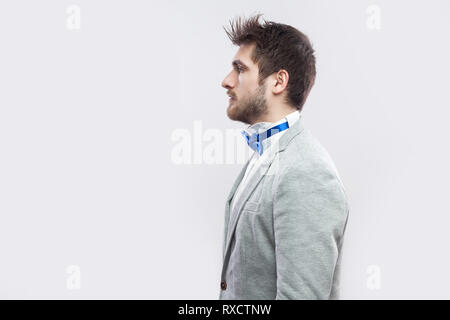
[241,120,290,155]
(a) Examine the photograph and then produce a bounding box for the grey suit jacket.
[219,115,349,300]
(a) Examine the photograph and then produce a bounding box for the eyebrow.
[232,60,249,70]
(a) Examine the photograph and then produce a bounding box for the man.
[219,14,350,300]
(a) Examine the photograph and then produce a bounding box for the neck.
[249,105,297,125]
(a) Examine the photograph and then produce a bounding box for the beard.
[226,82,268,125]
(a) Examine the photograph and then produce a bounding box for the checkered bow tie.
[241,120,289,155]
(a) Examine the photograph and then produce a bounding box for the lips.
[227,92,236,100]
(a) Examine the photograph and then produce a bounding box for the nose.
[221,71,235,90]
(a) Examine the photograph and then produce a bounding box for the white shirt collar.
[243,109,301,156]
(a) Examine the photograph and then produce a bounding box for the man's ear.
[272,69,289,95]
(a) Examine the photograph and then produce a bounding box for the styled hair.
[223,14,316,111]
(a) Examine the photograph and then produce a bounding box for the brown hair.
[223,14,316,111]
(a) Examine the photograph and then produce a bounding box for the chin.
[226,104,237,120]
[226,107,236,121]
[227,105,248,124]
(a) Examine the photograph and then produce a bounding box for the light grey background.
[0,0,449,299]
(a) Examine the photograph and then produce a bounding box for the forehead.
[233,43,256,67]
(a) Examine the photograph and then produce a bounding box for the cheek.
[236,75,250,91]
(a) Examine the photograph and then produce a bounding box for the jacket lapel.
[223,159,251,253]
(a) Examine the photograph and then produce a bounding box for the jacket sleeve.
[273,163,349,299]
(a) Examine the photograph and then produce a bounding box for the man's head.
[221,14,316,125]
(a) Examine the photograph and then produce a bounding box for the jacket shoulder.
[275,128,349,207]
